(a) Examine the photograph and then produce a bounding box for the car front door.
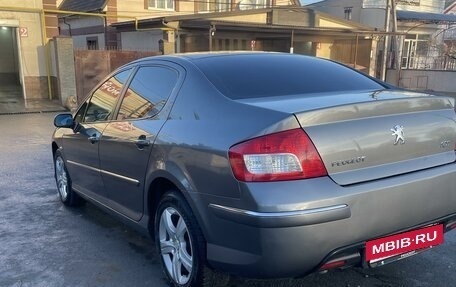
[98,65,180,220]
[63,69,131,201]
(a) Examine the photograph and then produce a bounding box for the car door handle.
[134,138,150,149]
[88,135,100,144]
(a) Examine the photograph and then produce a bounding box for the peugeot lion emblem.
[391,125,405,145]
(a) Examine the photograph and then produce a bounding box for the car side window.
[83,69,131,123]
[116,66,178,120]
[74,101,88,124]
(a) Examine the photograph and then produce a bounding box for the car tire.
[155,191,229,287]
[54,149,85,207]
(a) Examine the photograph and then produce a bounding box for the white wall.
[359,8,385,30]
[120,30,163,51]
[312,0,445,30]
[61,16,104,30]
[311,0,387,30]
[387,69,456,93]
[58,16,106,49]
[71,33,106,49]
[311,0,363,21]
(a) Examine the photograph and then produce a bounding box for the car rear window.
[193,54,385,100]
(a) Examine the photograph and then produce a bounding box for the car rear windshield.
[193,54,385,100]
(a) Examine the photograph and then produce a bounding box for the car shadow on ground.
[74,202,426,287]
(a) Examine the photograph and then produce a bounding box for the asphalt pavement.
[0,112,455,287]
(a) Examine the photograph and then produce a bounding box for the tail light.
[228,128,327,182]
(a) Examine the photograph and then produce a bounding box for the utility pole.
[381,0,391,82]
[391,0,402,86]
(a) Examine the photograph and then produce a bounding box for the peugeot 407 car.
[52,52,456,287]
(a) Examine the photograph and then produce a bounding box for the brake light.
[228,128,327,182]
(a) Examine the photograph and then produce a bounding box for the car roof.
[128,51,308,66]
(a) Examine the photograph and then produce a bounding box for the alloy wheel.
[55,156,69,201]
[159,207,193,285]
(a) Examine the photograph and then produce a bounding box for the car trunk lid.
[239,90,456,185]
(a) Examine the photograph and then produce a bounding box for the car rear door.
[98,65,180,221]
[63,69,131,201]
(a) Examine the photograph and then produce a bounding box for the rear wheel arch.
[146,175,210,242]
[147,177,178,236]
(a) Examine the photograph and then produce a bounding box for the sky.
[300,0,323,6]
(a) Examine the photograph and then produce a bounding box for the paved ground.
[0,84,65,115]
[0,112,455,287]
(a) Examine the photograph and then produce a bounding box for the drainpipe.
[290,29,294,54]
[62,17,72,36]
[104,16,110,49]
[354,34,359,69]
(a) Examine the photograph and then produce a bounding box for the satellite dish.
[237,0,254,10]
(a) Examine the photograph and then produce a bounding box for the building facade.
[0,0,58,99]
[309,0,452,73]
[57,0,298,51]
[56,0,382,76]
[112,7,378,75]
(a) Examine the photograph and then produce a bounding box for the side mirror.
[54,113,74,128]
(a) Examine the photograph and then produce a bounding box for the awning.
[59,0,107,12]
[397,10,456,24]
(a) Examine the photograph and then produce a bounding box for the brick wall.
[24,76,58,100]
[43,0,59,38]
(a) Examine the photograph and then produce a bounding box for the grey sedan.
[52,52,456,287]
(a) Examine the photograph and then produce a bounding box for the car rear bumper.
[191,163,456,278]
[208,203,351,228]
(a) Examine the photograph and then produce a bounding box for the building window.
[236,0,268,10]
[217,0,231,12]
[198,0,231,13]
[197,0,211,12]
[344,7,352,20]
[86,37,99,50]
[401,34,431,69]
[148,0,174,10]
